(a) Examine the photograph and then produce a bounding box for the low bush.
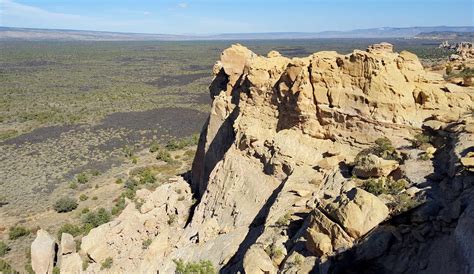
[0,259,15,273]
[137,168,156,185]
[111,197,126,216]
[362,179,385,195]
[411,133,431,148]
[390,193,419,214]
[166,134,199,151]
[142,239,152,249]
[149,141,162,153]
[0,196,8,207]
[57,223,82,239]
[264,243,284,260]
[100,257,113,270]
[9,226,30,240]
[54,197,78,213]
[0,241,10,257]
[82,208,111,233]
[79,194,88,201]
[355,137,401,163]
[276,212,291,227]
[156,149,173,163]
[173,259,215,274]
[76,173,88,184]
[362,177,408,196]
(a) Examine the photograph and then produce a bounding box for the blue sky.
[0,0,472,34]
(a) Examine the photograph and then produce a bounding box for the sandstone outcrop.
[52,43,473,273]
[31,229,57,274]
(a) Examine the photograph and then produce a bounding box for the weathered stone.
[60,233,75,255]
[31,229,56,274]
[324,188,389,238]
[305,230,333,256]
[60,253,82,273]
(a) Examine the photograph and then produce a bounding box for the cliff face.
[50,44,474,273]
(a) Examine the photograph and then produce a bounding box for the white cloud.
[177,3,188,8]
[1,0,84,21]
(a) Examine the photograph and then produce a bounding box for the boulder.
[243,246,278,274]
[305,230,332,256]
[31,229,57,274]
[324,188,389,238]
[60,233,75,255]
[352,154,399,178]
[460,152,474,171]
[60,253,82,273]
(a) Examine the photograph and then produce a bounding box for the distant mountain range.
[0,26,473,41]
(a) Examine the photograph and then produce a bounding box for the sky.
[0,0,473,34]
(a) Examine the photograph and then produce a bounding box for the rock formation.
[31,230,57,274]
[55,43,474,273]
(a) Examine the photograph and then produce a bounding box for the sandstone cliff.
[41,43,473,273]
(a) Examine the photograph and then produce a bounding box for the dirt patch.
[146,73,209,89]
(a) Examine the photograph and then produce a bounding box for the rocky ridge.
[33,43,474,273]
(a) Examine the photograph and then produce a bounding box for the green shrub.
[391,193,419,214]
[91,170,100,176]
[82,260,89,271]
[362,178,408,196]
[387,178,408,195]
[111,197,126,216]
[53,266,60,274]
[276,212,291,227]
[124,178,138,190]
[69,182,78,189]
[25,263,34,274]
[81,208,90,214]
[82,208,111,233]
[54,197,78,213]
[123,146,133,158]
[79,194,88,201]
[0,259,15,273]
[142,239,152,249]
[0,195,8,207]
[411,133,431,148]
[173,259,215,274]
[137,168,156,185]
[362,179,385,195]
[57,223,82,239]
[131,156,138,164]
[167,214,177,225]
[9,226,30,240]
[149,141,162,153]
[0,241,10,257]
[101,257,113,270]
[115,178,123,184]
[92,196,98,200]
[264,243,284,260]
[355,137,401,162]
[76,173,88,184]
[166,134,200,151]
[156,149,172,163]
